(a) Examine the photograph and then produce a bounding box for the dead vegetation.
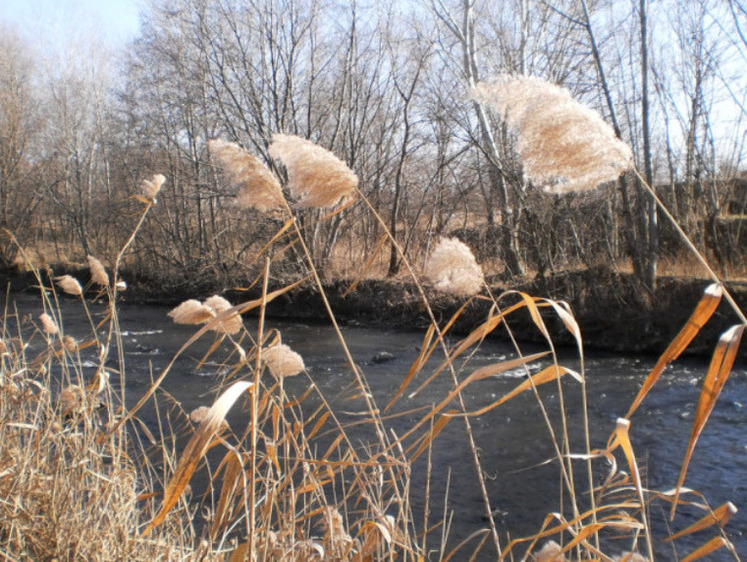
[1,85,745,562]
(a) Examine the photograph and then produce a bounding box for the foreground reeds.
[1,76,744,562]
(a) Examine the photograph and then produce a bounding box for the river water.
[6,291,746,560]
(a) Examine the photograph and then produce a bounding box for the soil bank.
[3,265,746,359]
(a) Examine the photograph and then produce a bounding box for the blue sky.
[1,0,142,47]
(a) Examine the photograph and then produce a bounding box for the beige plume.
[141,174,166,201]
[471,75,633,194]
[56,275,83,296]
[424,237,484,298]
[208,139,285,212]
[87,255,110,287]
[268,134,358,208]
[262,343,305,378]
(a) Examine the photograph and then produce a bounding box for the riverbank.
[4,264,745,358]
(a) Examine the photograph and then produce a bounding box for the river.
[6,291,746,560]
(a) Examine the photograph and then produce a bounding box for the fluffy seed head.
[189,406,211,424]
[63,335,78,352]
[208,139,285,212]
[204,295,244,335]
[424,237,484,298]
[533,540,567,561]
[56,275,83,296]
[613,554,649,562]
[471,75,633,194]
[168,299,215,325]
[39,312,59,335]
[59,384,85,415]
[269,134,358,208]
[140,173,166,201]
[204,295,242,335]
[87,255,110,287]
[262,343,305,378]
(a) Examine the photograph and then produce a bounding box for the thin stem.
[633,168,746,324]
[357,189,503,557]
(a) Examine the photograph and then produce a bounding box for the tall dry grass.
[1,78,745,562]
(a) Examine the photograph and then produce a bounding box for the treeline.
[1,0,746,294]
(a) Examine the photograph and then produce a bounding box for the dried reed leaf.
[406,412,453,463]
[409,300,529,398]
[664,502,737,542]
[268,133,358,208]
[87,255,110,287]
[424,237,484,298]
[672,324,745,516]
[682,536,729,561]
[141,381,253,536]
[627,284,723,418]
[306,411,331,440]
[453,364,574,418]
[386,324,435,412]
[56,275,83,296]
[211,449,247,540]
[502,508,643,560]
[400,352,549,444]
[471,75,633,193]
[208,139,285,212]
[228,542,250,562]
[611,419,644,494]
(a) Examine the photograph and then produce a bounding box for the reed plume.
[63,335,78,352]
[423,237,484,298]
[533,540,566,561]
[56,275,83,296]
[168,296,243,335]
[268,134,358,208]
[471,75,633,194]
[168,299,215,325]
[207,139,285,212]
[140,174,166,201]
[58,384,85,416]
[262,343,305,378]
[39,312,59,335]
[203,295,243,335]
[87,255,110,287]
[189,406,211,424]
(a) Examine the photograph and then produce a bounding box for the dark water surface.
[8,292,746,560]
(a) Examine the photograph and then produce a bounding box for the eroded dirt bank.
[4,265,746,358]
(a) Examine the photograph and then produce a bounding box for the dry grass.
[0,302,195,560]
[2,95,744,562]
